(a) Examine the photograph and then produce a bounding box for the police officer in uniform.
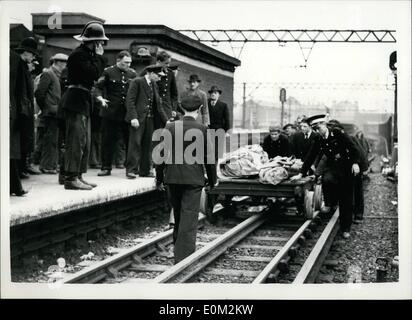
[61,21,108,190]
[155,51,178,128]
[291,115,361,239]
[95,51,137,176]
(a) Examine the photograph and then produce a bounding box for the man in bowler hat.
[155,95,217,263]
[207,85,231,160]
[180,74,210,126]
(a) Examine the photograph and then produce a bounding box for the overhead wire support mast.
[178,30,397,43]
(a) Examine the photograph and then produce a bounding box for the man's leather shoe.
[20,171,30,179]
[12,189,29,196]
[64,179,93,190]
[126,172,137,179]
[97,170,111,176]
[26,165,42,175]
[140,172,155,178]
[115,164,125,169]
[78,176,97,188]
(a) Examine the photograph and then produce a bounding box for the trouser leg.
[40,118,59,170]
[338,167,354,232]
[173,185,202,263]
[353,174,364,220]
[64,112,89,180]
[10,159,23,194]
[139,117,154,176]
[126,121,144,174]
[322,168,339,207]
[100,118,118,171]
[167,185,183,245]
[33,126,45,165]
[19,114,34,173]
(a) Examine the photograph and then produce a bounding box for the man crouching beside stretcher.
[154,95,218,264]
[290,114,360,240]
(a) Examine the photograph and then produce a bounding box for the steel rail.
[293,210,340,283]
[152,212,269,283]
[252,212,318,283]
[61,225,177,284]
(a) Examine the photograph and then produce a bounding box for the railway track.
[10,190,169,260]
[58,204,340,284]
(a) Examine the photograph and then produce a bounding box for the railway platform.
[9,168,157,227]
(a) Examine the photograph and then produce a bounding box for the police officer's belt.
[68,84,90,92]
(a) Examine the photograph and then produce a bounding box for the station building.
[31,12,240,119]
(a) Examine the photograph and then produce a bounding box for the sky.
[3,0,408,111]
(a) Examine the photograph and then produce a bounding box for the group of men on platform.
[262,115,370,240]
[9,21,232,195]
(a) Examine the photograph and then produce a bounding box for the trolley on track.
[202,176,323,221]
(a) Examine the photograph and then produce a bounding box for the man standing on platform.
[9,38,40,196]
[125,65,166,179]
[291,115,361,239]
[155,95,217,264]
[180,75,210,126]
[155,51,178,128]
[207,85,231,160]
[61,21,108,190]
[35,53,68,174]
[13,37,42,179]
[95,51,137,177]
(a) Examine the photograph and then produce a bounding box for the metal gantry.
[178,29,397,43]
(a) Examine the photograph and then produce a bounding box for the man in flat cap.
[155,95,217,264]
[262,126,291,159]
[9,37,40,195]
[180,74,210,126]
[291,114,361,239]
[95,50,137,177]
[60,21,108,190]
[35,53,68,174]
[125,64,166,179]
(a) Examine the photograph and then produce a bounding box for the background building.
[31,12,240,123]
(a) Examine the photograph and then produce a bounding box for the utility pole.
[280,88,286,127]
[242,82,247,128]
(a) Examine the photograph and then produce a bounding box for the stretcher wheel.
[313,184,323,211]
[304,190,315,219]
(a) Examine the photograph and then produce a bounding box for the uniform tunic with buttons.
[94,65,137,170]
[156,68,178,128]
[95,65,137,121]
[301,128,360,175]
[300,127,361,232]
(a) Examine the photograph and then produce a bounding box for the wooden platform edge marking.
[293,210,340,284]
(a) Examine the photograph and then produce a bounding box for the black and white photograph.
[1,0,411,303]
